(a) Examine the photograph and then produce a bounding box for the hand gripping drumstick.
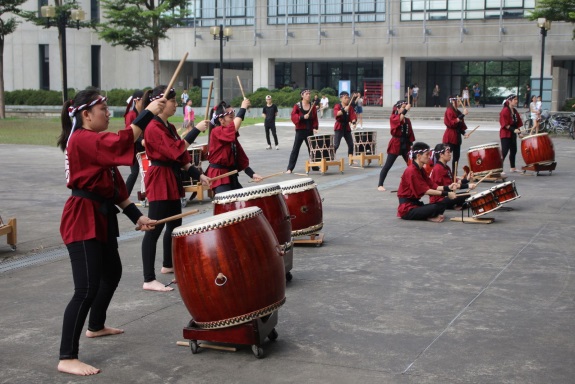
[165,53,188,98]
[236,76,250,112]
[204,81,214,121]
[469,171,493,192]
[465,125,480,138]
[207,170,238,183]
[135,209,199,230]
[248,171,285,183]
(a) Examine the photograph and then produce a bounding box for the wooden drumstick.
[453,161,458,184]
[237,76,246,99]
[207,170,238,183]
[165,52,188,97]
[292,172,308,176]
[248,171,285,183]
[136,209,199,230]
[204,81,214,121]
[472,171,493,190]
[465,125,480,138]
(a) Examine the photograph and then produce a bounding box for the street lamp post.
[40,4,85,102]
[537,18,552,106]
[210,25,232,101]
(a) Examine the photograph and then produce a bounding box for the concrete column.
[384,56,405,107]
[253,58,275,90]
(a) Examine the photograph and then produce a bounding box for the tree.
[0,0,26,119]
[98,0,188,87]
[528,0,575,38]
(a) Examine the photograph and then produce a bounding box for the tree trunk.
[0,38,5,119]
[153,40,160,87]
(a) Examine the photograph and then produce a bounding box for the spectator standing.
[183,99,195,134]
[523,84,531,108]
[432,84,441,107]
[412,84,419,107]
[461,86,471,107]
[319,94,329,118]
[472,83,482,107]
[354,92,364,129]
[262,95,279,150]
[180,89,189,121]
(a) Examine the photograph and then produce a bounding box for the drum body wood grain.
[172,207,286,329]
[491,181,521,204]
[213,184,293,272]
[521,133,555,166]
[465,190,501,217]
[277,178,323,237]
[467,143,503,176]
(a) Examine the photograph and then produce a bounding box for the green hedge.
[231,87,339,108]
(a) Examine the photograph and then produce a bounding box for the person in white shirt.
[319,95,329,118]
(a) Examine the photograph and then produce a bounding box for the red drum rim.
[172,206,261,237]
[521,132,549,140]
[468,142,500,151]
[212,183,281,204]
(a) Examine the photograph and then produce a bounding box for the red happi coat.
[206,122,250,189]
[143,118,191,201]
[333,103,357,131]
[443,107,467,145]
[387,113,415,155]
[429,162,453,204]
[499,103,523,139]
[60,128,133,245]
[397,162,438,218]
[291,102,318,131]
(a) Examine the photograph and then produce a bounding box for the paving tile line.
[400,223,549,375]
[0,167,385,275]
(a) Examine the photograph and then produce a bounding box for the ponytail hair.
[124,89,144,117]
[57,88,102,152]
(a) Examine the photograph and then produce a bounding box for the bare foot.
[86,326,124,338]
[160,267,174,274]
[427,215,445,223]
[58,359,100,376]
[377,186,386,192]
[285,170,292,174]
[143,280,174,292]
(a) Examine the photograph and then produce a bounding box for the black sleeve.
[184,127,201,144]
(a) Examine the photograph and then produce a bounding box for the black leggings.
[265,125,278,146]
[287,130,313,172]
[141,200,182,282]
[378,152,409,187]
[447,143,461,174]
[60,240,122,360]
[125,161,139,196]
[334,129,354,156]
[401,202,446,220]
[500,136,517,168]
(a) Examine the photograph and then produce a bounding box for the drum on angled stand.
[465,190,501,218]
[350,131,384,167]
[306,134,344,175]
[490,181,521,206]
[212,184,294,281]
[520,133,556,175]
[467,143,504,182]
[277,178,324,246]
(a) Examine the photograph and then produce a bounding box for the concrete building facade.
[4,0,575,110]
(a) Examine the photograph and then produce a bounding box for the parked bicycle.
[539,111,573,135]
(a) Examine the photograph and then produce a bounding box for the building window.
[400,0,535,21]
[179,0,255,27]
[39,44,50,90]
[91,46,101,89]
[91,0,99,23]
[268,0,385,25]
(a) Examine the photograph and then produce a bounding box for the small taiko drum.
[353,131,377,155]
[213,184,293,274]
[308,134,336,162]
[490,181,521,205]
[193,143,209,162]
[465,190,501,217]
[187,147,203,167]
[467,143,503,176]
[521,133,555,166]
[277,178,323,237]
[172,207,286,329]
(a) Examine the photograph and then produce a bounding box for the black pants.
[60,240,122,360]
[265,125,278,146]
[447,143,461,175]
[401,202,446,220]
[500,136,517,168]
[378,152,409,187]
[141,200,182,282]
[441,195,468,209]
[287,130,313,172]
[125,161,139,196]
[334,129,354,156]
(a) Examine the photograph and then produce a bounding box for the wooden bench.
[0,217,17,251]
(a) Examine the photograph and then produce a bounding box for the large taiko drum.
[353,131,377,155]
[308,134,336,162]
[490,181,521,205]
[277,178,323,237]
[467,143,503,176]
[212,184,293,274]
[172,207,286,329]
[465,190,501,217]
[521,133,555,166]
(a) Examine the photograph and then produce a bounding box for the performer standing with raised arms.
[333,91,357,158]
[286,89,319,174]
[56,89,161,376]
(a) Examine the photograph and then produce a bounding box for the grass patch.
[0,116,269,146]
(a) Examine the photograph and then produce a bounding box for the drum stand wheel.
[293,233,324,246]
[182,311,279,359]
[521,162,556,176]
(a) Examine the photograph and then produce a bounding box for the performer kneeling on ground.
[333,91,357,159]
[141,86,210,292]
[57,89,160,376]
[207,99,263,194]
[430,143,476,210]
[378,100,415,191]
[397,142,458,222]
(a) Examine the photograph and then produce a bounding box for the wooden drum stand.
[0,216,17,251]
